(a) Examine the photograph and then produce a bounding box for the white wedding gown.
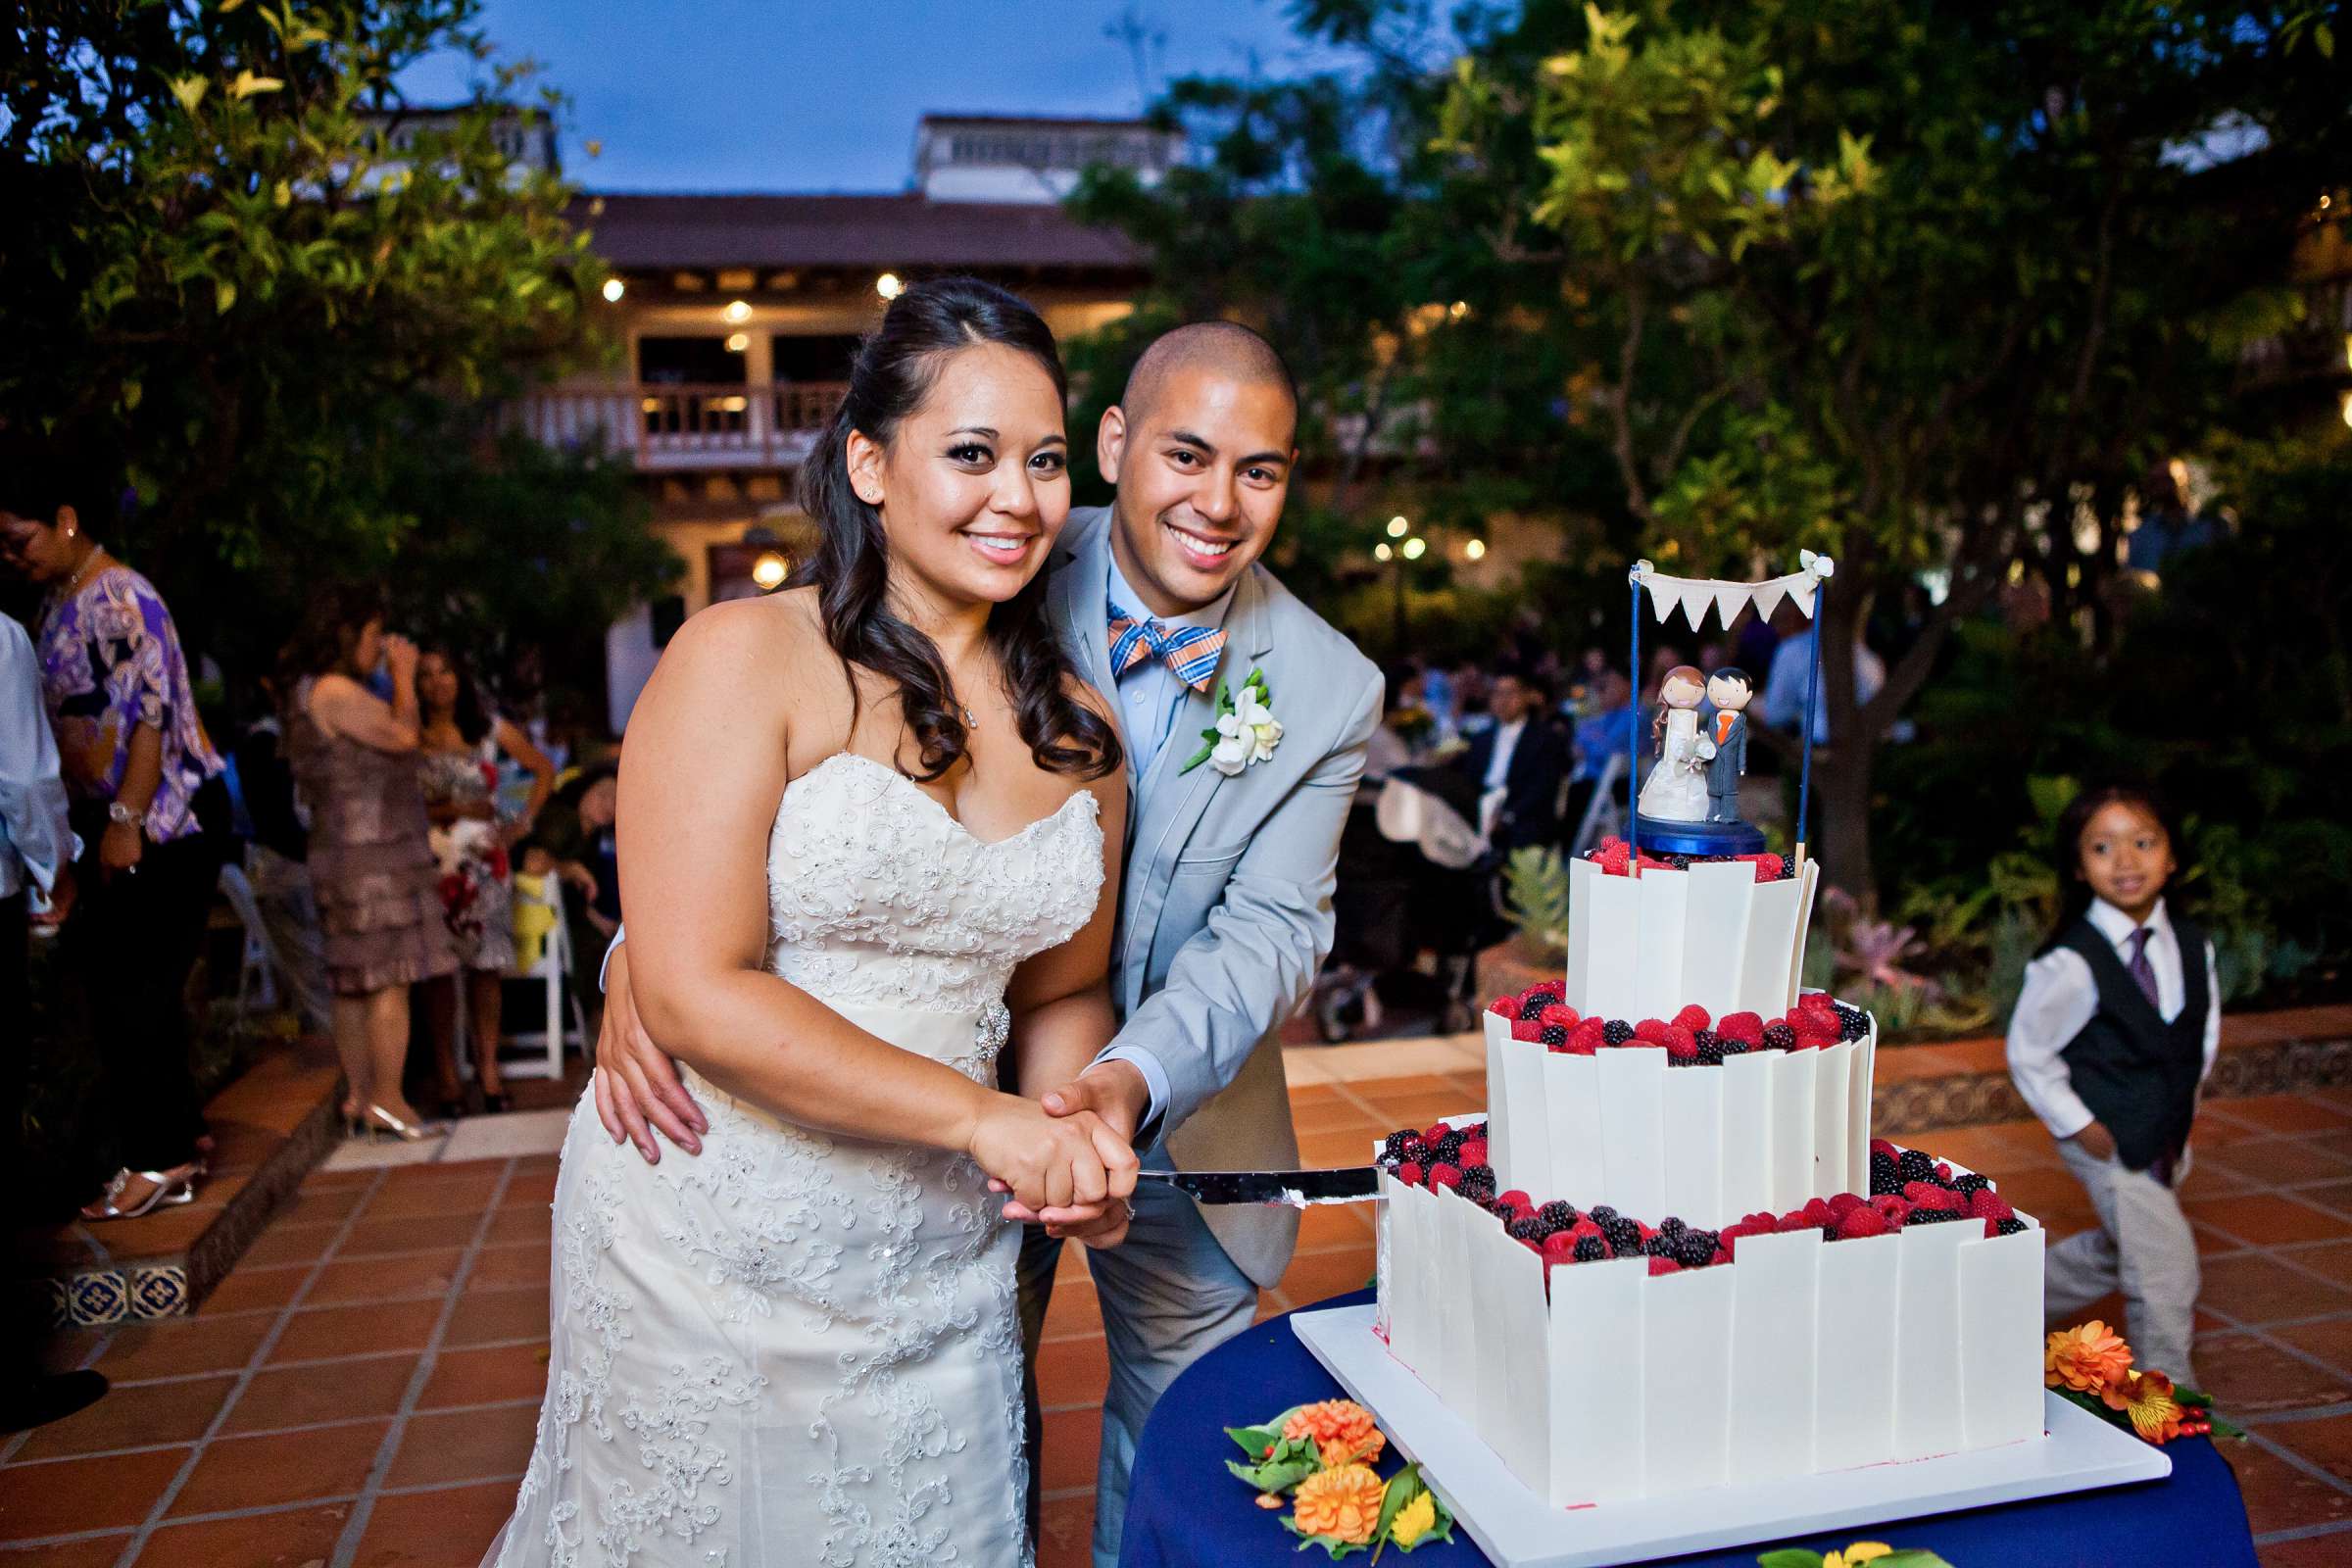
[1637,707,1710,822]
[485,752,1102,1568]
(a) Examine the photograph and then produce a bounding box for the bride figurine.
[1638,664,1711,822]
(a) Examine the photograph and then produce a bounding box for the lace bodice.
[764,752,1103,1016]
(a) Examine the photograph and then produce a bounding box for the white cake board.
[1293,1303,2170,1568]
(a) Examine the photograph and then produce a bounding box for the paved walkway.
[9,1068,2352,1564]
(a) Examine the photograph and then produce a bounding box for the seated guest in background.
[278,589,456,1142]
[416,646,555,1115]
[226,673,332,1033]
[1561,664,1638,840]
[0,609,106,1431]
[1458,666,1570,856]
[518,758,618,1018]
[1760,607,1885,743]
[2,475,222,1221]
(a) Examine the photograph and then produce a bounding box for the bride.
[484,277,1138,1567]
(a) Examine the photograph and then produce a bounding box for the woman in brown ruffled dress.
[279,589,456,1140]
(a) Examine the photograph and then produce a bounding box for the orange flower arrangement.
[1291,1462,1387,1546]
[1283,1399,1388,1469]
[2044,1320,2133,1395]
[2111,1369,2184,1444]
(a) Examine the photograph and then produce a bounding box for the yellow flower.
[2045,1320,2133,1395]
[1282,1399,1388,1469]
[1823,1545,1894,1568]
[2112,1369,2184,1444]
[1389,1489,1438,1549]
[1291,1463,1387,1545]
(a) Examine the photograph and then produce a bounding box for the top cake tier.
[1565,851,1821,1024]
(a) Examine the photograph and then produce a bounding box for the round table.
[1121,1290,2258,1568]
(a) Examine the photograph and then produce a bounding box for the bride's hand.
[967,1096,1139,1215]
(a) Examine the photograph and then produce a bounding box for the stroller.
[1312,763,1503,1041]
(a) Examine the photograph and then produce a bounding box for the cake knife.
[1137,1167,1382,1206]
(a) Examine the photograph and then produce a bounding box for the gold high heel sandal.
[360,1104,440,1143]
[78,1162,202,1222]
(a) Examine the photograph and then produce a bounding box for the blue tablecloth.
[1121,1290,2256,1568]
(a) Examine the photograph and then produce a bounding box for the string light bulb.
[876,272,905,300]
[752,551,789,591]
[723,300,752,323]
[601,277,625,303]
[1401,536,1428,561]
[1386,515,1408,538]
[1465,539,1487,561]
[1374,542,1394,563]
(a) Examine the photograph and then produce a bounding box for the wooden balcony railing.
[512,381,850,470]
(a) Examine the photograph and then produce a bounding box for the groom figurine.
[1703,666,1754,823]
[594,321,1383,1567]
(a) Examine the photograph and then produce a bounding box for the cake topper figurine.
[1625,554,1833,866]
[1637,664,1710,823]
[1701,668,1753,824]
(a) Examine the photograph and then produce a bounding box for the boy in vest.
[2006,781,2218,1386]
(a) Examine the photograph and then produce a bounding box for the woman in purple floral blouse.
[2,475,223,1222]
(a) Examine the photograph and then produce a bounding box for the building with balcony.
[530,113,1167,729]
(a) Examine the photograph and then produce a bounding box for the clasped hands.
[592,951,1144,1249]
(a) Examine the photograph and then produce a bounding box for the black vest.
[2051,914,2209,1172]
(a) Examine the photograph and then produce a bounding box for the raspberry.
[1428,1162,1462,1190]
[1601,1018,1635,1047]
[1664,1024,1699,1062]
[1647,1255,1683,1275]
[1542,1231,1578,1262]
[1752,853,1786,881]
[1835,1205,1892,1240]
[1896,1149,1936,1185]
[1594,837,1632,875]
[1539,1003,1581,1029]
[1673,1004,1712,1032]
[1532,979,1566,1000]
[1457,1138,1490,1167]
[1633,1017,1671,1044]
[1566,1017,1608,1054]
[1804,1198,1835,1227]
[1968,1191,2016,1223]
[1424,1123,1450,1142]
[1792,1016,1842,1049]
[1869,1138,1898,1157]
[1539,1025,1569,1048]
[1995,1217,2030,1237]
[1827,1193,1866,1220]
[1836,1002,1871,1042]
[1518,993,1550,1021]
[1497,1189,1532,1212]
[1457,1166,1497,1205]
[1776,1208,1818,1234]
[1396,1160,1424,1187]
[1719,1011,1766,1046]
[1761,1021,1797,1053]
[1573,1233,1609,1262]
[1537,1200,1580,1232]
[1903,1181,1962,1212]
[1510,1017,1544,1043]
[1467,1120,1491,1140]
[1487,996,1519,1017]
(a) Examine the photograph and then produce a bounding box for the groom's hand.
[996,1060,1152,1246]
[592,942,710,1163]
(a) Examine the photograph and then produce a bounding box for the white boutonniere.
[1182,668,1282,776]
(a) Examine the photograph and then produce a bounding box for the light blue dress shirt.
[1097,549,1237,1140]
[0,612,78,906]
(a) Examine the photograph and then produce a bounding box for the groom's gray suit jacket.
[1052,507,1383,1289]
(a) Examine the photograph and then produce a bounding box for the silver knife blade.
[1139,1167,1383,1207]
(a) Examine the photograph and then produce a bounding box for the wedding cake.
[1369,839,2047,1508]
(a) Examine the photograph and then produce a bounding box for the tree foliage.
[1,0,673,694]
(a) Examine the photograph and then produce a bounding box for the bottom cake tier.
[1372,1127,2047,1508]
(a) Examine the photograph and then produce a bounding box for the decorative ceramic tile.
[67,1268,130,1326]
[132,1263,191,1318]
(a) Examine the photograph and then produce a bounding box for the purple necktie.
[2128,927,2161,1009]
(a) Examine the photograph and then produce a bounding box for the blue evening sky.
[400,0,1355,193]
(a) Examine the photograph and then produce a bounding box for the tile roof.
[571,193,1144,271]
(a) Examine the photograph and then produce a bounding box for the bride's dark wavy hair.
[793,275,1121,783]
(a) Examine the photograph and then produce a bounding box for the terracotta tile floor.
[12,1075,2352,1565]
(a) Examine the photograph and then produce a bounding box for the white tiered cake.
[1370,842,2046,1510]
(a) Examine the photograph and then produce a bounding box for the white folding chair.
[496,870,590,1080]
[215,860,279,1019]
[1569,749,1629,858]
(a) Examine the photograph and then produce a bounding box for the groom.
[595,320,1383,1566]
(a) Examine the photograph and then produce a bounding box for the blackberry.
[1381,1131,1425,1166]
[1896,1149,1937,1186]
[1643,1232,1678,1258]
[1907,1206,1960,1225]
[1761,1021,1796,1053]
[1540,1024,1568,1048]
[1602,1217,1643,1256]
[1836,1002,1870,1042]
[1601,1018,1635,1047]
[1953,1173,1993,1199]
[1674,1230,1720,1268]
[1537,1200,1580,1233]
[1869,1151,1902,1197]
[1507,1215,1545,1244]
[1661,853,1691,869]
[1717,1031,1748,1057]
[1519,994,1550,1021]
[1658,1216,1687,1236]
[1587,1205,1619,1228]
[1995,1217,2030,1237]
[1572,1234,1608,1262]
[1433,1130,1468,1165]
[1695,1031,1727,1067]
[1457,1166,1498,1205]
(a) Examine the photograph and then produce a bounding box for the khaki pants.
[2047,1134,2201,1388]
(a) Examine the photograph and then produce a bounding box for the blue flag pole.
[1797,574,1825,872]
[1628,566,1642,864]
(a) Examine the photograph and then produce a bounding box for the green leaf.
[1281,1517,1371,1558]
[1755,1553,1825,1568]
[1869,1552,1956,1567]
[215,278,238,315]
[169,75,209,116]
[1373,1464,1418,1544]
[1228,1453,1320,1492]
[121,379,142,412]
[2316,23,2334,59]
